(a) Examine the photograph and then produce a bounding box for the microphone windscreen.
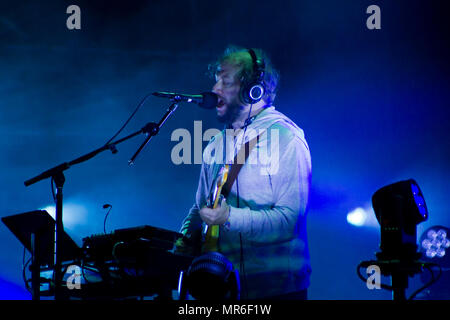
[199,92,218,109]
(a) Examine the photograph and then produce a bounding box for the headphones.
[240,49,266,105]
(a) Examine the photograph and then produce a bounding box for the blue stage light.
[347,206,379,228]
[40,202,88,230]
[347,207,366,227]
[372,179,428,259]
[411,183,427,217]
[421,227,450,259]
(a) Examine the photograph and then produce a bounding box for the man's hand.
[199,198,230,226]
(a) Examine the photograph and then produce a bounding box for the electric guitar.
[201,164,230,253]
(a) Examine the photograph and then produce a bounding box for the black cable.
[22,246,26,271]
[56,263,71,288]
[80,260,101,285]
[236,176,248,299]
[236,177,240,209]
[357,261,444,299]
[81,259,90,285]
[104,92,153,146]
[22,246,32,293]
[234,104,252,300]
[239,232,248,299]
[244,104,253,128]
[408,262,442,300]
[103,204,112,234]
[50,176,56,204]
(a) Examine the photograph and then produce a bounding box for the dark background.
[0,0,449,299]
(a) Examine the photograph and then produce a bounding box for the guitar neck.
[202,165,230,253]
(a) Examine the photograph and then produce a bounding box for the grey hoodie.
[180,106,312,299]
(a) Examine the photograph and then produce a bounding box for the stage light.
[372,179,428,260]
[347,207,366,226]
[420,226,450,259]
[417,225,450,299]
[41,205,56,218]
[178,252,240,300]
[347,206,379,227]
[40,203,87,229]
[358,180,444,300]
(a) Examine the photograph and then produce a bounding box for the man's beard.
[217,101,241,125]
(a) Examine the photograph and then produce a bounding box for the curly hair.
[208,45,280,105]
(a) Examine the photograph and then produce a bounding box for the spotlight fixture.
[358,179,444,300]
[178,252,240,300]
[420,226,450,259]
[418,226,450,299]
[372,179,428,260]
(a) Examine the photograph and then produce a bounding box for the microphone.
[152,91,218,109]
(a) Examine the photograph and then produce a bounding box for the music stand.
[2,210,80,300]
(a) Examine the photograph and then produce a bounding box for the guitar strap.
[221,132,262,198]
[197,131,263,255]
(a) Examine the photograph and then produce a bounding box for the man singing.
[178,46,312,300]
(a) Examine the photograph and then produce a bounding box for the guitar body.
[201,164,230,253]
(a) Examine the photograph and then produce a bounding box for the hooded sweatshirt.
[180,106,312,299]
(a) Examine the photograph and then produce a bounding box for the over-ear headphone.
[240,49,266,105]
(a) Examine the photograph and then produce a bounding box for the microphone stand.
[129,100,179,165]
[24,100,180,300]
